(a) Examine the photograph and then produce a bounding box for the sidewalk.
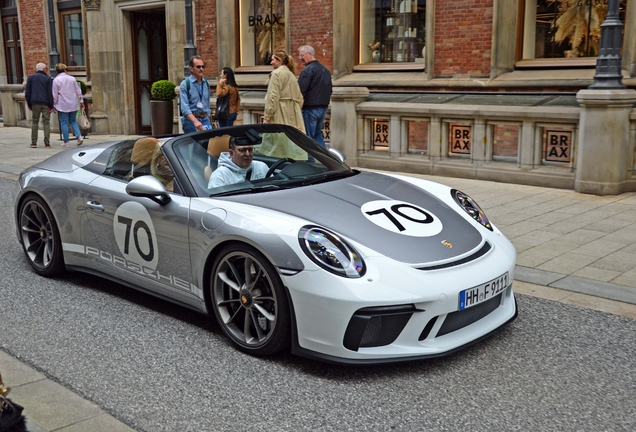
[1,124,635,431]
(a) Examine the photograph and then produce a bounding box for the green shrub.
[76,79,87,95]
[151,80,177,101]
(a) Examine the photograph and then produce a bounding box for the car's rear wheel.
[19,195,64,277]
[211,244,290,356]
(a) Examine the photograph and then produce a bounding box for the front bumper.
[283,248,518,363]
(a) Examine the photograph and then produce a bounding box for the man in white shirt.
[208,138,268,188]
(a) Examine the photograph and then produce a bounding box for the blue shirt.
[180,75,210,116]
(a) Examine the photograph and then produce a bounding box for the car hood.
[224,172,484,265]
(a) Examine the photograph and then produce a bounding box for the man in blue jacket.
[25,63,54,148]
[298,46,332,147]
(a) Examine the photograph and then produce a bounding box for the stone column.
[575,89,636,195]
[330,87,369,165]
[0,84,25,126]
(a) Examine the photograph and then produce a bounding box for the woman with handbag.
[52,63,84,147]
[215,67,240,128]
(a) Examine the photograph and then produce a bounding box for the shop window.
[520,0,627,61]
[239,0,285,67]
[359,0,426,65]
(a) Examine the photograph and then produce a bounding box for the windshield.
[170,124,355,197]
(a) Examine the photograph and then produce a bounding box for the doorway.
[131,9,167,135]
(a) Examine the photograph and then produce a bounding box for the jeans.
[217,112,238,128]
[31,104,51,144]
[182,116,211,134]
[302,107,328,148]
[58,110,81,143]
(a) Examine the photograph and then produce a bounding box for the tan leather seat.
[204,135,231,183]
[130,137,160,178]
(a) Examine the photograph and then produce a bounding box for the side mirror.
[328,148,346,162]
[126,176,172,205]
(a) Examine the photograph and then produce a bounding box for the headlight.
[451,189,493,231]
[299,226,366,278]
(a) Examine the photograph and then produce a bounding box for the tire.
[211,244,290,356]
[18,195,65,277]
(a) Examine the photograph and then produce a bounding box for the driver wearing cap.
[208,137,269,188]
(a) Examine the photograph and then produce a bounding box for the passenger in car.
[150,145,174,192]
[208,137,268,188]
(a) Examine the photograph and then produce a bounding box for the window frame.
[57,0,86,71]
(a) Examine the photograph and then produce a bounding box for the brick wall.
[493,124,519,158]
[196,0,218,76]
[20,0,50,78]
[290,0,333,74]
[408,120,428,154]
[434,0,493,77]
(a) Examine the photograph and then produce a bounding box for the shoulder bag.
[77,109,91,130]
[213,93,230,121]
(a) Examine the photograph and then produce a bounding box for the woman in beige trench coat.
[263,50,306,134]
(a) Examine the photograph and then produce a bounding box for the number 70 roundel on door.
[360,200,443,237]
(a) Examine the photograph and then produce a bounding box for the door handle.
[86,200,105,212]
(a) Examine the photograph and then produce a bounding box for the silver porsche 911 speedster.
[13,124,517,364]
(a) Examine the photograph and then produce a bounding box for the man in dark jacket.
[25,62,54,148]
[298,45,332,148]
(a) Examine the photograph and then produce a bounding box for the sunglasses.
[234,147,255,154]
[194,65,205,69]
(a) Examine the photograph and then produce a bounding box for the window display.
[521,0,627,60]
[360,0,426,64]
[239,0,286,66]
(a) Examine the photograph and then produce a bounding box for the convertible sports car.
[13,124,517,364]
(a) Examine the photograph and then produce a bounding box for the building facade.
[2,0,636,193]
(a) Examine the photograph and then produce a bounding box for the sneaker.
[77,136,84,146]
[61,142,70,148]
[45,143,51,148]
[30,143,37,148]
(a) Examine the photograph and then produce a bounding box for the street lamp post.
[589,0,625,89]
[184,0,196,78]
[47,0,60,77]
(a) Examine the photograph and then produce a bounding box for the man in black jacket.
[25,63,54,148]
[298,45,332,148]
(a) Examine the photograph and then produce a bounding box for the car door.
[83,175,203,308]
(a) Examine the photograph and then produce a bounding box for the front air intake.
[343,305,417,351]
[437,293,502,337]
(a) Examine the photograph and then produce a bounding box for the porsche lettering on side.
[13,124,517,364]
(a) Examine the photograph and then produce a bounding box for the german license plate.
[459,272,509,311]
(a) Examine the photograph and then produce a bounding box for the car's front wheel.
[211,244,290,356]
[18,195,64,277]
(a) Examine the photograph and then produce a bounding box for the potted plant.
[150,79,176,135]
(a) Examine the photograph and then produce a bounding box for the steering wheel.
[266,158,295,177]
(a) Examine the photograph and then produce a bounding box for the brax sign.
[248,14,282,27]
[373,119,390,150]
[322,115,331,143]
[545,130,571,163]
[450,124,471,155]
